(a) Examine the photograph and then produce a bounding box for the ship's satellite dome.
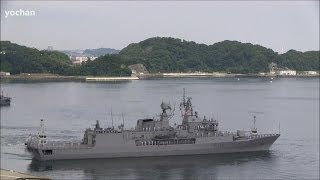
[161,102,171,110]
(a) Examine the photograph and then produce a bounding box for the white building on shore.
[277,70,296,76]
[0,71,10,76]
[303,71,318,75]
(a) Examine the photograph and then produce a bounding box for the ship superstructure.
[25,89,280,161]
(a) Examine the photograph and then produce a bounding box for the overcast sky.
[1,1,319,53]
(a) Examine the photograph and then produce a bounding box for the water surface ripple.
[1,78,319,179]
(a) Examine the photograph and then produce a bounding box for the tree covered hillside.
[71,55,131,76]
[0,41,131,76]
[0,41,71,74]
[275,50,319,71]
[120,37,319,73]
[1,38,319,76]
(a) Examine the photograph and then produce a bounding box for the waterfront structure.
[301,71,318,75]
[25,89,280,161]
[0,169,50,180]
[0,71,10,76]
[277,70,297,76]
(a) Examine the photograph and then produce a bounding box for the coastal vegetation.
[1,38,319,76]
[0,41,131,76]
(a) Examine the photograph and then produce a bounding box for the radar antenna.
[158,102,175,121]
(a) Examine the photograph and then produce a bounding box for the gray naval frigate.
[25,89,280,161]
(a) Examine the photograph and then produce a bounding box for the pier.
[86,76,139,81]
[1,169,50,180]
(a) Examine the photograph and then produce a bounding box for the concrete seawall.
[1,73,318,82]
[86,76,139,81]
[1,169,50,180]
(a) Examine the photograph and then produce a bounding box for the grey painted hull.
[29,134,279,161]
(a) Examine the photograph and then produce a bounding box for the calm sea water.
[1,78,319,179]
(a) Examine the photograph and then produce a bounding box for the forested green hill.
[0,41,71,74]
[1,38,318,76]
[120,37,319,73]
[0,41,131,76]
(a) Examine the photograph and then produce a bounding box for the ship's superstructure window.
[135,138,196,146]
[42,150,53,155]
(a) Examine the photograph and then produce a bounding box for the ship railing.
[28,141,92,150]
[250,133,279,139]
[217,131,237,136]
[95,130,121,134]
[141,127,170,132]
[193,131,236,137]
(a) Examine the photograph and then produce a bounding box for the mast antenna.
[251,115,257,133]
[122,112,125,129]
[39,119,45,135]
[278,120,281,134]
[183,88,186,106]
[111,107,114,129]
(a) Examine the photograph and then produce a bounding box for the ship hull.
[29,134,279,161]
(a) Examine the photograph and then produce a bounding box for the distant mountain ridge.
[61,48,120,57]
[83,48,120,56]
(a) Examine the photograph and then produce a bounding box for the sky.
[1,1,319,53]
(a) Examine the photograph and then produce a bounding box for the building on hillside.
[88,57,98,61]
[70,56,98,65]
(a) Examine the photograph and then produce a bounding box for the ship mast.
[278,120,281,134]
[251,116,257,134]
[180,88,194,117]
[183,88,186,107]
[111,107,114,129]
[122,112,125,130]
[39,119,45,135]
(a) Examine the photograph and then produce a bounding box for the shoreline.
[1,169,50,180]
[0,73,319,82]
